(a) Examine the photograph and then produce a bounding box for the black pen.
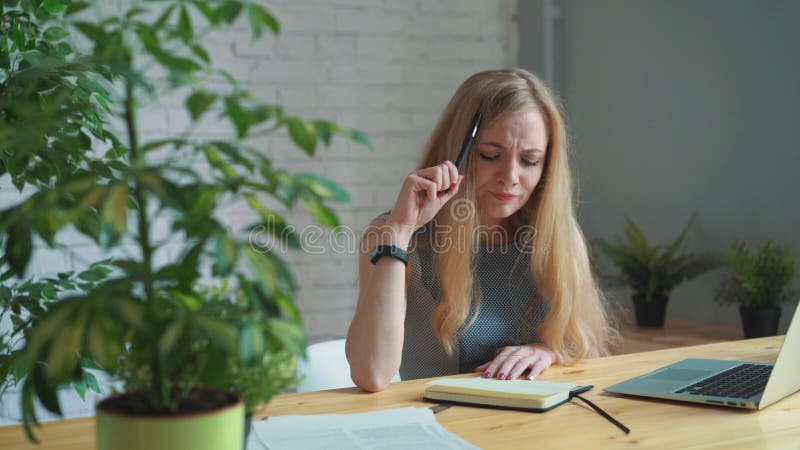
[445,111,482,193]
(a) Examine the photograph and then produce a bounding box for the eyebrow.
[479,141,544,155]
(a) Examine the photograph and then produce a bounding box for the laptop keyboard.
[675,363,773,399]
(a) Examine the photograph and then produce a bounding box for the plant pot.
[739,305,781,339]
[632,293,668,327]
[96,388,244,450]
[244,414,252,450]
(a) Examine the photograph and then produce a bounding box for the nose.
[496,157,520,187]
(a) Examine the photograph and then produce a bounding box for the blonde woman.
[346,68,617,392]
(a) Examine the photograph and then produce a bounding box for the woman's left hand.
[474,344,556,380]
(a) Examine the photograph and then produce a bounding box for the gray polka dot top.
[387,218,550,381]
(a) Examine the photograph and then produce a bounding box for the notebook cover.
[423,382,593,413]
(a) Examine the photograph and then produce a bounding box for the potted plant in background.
[715,240,797,338]
[0,1,369,448]
[594,214,720,327]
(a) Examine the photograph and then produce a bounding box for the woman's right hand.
[387,161,463,245]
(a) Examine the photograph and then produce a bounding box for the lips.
[490,192,518,201]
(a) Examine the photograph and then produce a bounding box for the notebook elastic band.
[570,392,630,435]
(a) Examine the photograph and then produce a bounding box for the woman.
[346,68,617,392]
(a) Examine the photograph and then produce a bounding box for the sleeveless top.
[383,216,550,380]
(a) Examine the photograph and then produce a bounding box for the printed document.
[246,406,478,450]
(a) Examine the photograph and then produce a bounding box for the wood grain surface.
[2,336,795,449]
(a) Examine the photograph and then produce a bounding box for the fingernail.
[483,371,491,378]
[528,375,535,380]
[505,374,513,380]
[497,373,504,379]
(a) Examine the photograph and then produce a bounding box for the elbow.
[344,335,400,392]
[350,369,393,393]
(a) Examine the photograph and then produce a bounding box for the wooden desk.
[1,337,797,449]
[615,311,743,354]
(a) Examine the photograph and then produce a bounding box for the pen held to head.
[436,175,464,198]
[444,111,482,194]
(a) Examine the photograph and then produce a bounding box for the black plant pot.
[632,293,668,327]
[244,414,252,450]
[739,306,781,338]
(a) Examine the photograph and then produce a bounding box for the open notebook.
[424,377,593,412]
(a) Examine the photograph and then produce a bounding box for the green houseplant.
[715,240,797,338]
[0,1,368,447]
[594,215,720,326]
[0,262,114,404]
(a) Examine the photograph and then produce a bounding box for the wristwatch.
[369,244,409,267]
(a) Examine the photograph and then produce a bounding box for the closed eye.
[480,152,540,167]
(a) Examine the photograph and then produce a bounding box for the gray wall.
[520,0,800,331]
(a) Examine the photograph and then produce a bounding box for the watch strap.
[369,244,409,266]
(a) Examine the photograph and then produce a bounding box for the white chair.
[295,338,400,392]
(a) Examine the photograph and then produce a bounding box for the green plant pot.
[739,305,781,339]
[96,389,244,450]
[632,293,668,327]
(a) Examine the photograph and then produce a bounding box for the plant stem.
[125,73,164,408]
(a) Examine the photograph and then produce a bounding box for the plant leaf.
[153,3,176,28]
[244,193,301,250]
[43,26,69,41]
[225,97,250,138]
[43,0,66,15]
[178,6,192,43]
[44,304,87,383]
[301,198,339,228]
[203,146,238,180]
[187,91,217,120]
[71,378,87,401]
[101,182,128,235]
[286,117,316,156]
[265,319,305,356]
[246,3,280,39]
[84,370,101,393]
[6,224,32,277]
[347,129,372,149]
[190,44,210,63]
[216,2,243,23]
[158,319,184,358]
[295,173,350,203]
[196,316,236,350]
[213,232,238,275]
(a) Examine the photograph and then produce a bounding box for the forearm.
[346,258,407,391]
[346,222,413,392]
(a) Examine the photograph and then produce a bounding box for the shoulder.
[364,211,391,230]
[374,211,391,222]
[361,211,394,245]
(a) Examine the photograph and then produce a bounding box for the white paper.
[246,407,478,450]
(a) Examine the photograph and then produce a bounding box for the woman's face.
[472,109,548,229]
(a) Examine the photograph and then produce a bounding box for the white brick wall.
[248,0,519,342]
[0,0,518,423]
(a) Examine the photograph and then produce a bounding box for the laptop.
[605,303,800,409]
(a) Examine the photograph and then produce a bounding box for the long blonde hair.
[417,68,617,362]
